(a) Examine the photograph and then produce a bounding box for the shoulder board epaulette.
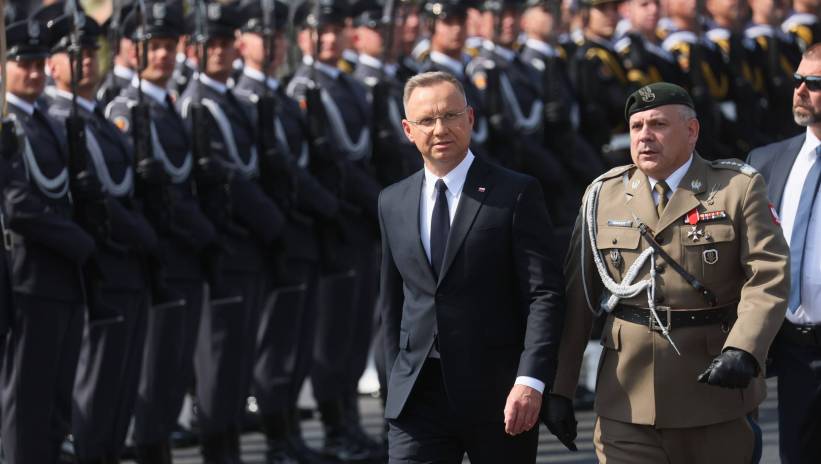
[711,158,758,176]
[592,164,635,184]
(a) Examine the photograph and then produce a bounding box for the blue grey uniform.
[1,98,95,464]
[47,90,157,461]
[177,75,285,437]
[234,70,341,416]
[286,62,382,407]
[106,82,220,447]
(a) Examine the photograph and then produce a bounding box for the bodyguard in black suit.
[378,71,564,463]
[41,7,160,461]
[105,1,221,460]
[747,44,821,464]
[177,2,286,459]
[1,19,97,464]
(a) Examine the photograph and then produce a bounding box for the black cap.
[294,0,350,28]
[122,0,185,40]
[185,0,245,39]
[6,19,51,59]
[33,2,103,53]
[239,0,290,33]
[624,82,695,121]
[350,0,382,28]
[579,0,623,7]
[479,0,524,12]
[423,0,468,20]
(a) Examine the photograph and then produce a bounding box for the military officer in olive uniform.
[1,18,98,464]
[177,2,287,460]
[544,82,789,463]
[104,1,223,460]
[571,0,635,167]
[39,6,162,461]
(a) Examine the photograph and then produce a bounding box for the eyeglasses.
[793,73,821,91]
[406,107,468,131]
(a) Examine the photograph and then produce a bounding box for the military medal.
[684,208,727,224]
[687,226,705,242]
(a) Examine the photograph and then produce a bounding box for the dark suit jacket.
[377,156,565,423]
[746,133,804,212]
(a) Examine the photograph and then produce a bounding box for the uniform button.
[612,238,618,244]
[655,264,665,274]
[654,295,665,304]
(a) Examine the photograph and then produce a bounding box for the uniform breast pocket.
[681,223,736,284]
[595,226,642,282]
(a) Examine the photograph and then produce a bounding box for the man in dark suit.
[378,70,565,463]
[747,43,821,464]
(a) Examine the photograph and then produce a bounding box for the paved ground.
[150,379,781,463]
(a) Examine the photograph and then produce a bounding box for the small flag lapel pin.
[478,187,486,193]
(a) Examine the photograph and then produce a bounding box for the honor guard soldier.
[782,0,821,51]
[350,0,423,184]
[571,0,635,167]
[171,37,197,99]
[97,0,137,105]
[747,0,805,140]
[395,0,425,82]
[288,1,385,460]
[614,0,688,88]
[545,82,789,463]
[38,4,166,461]
[1,17,99,464]
[233,1,349,462]
[416,0,492,158]
[178,1,287,460]
[104,0,222,460]
[661,1,738,158]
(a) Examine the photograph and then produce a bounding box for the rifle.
[0,0,19,161]
[131,0,186,309]
[64,0,122,325]
[371,0,403,183]
[689,0,722,157]
[99,0,123,103]
[256,0,301,218]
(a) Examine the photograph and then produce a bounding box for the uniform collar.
[429,51,464,78]
[302,55,342,80]
[423,150,475,199]
[131,76,169,105]
[52,87,97,113]
[196,72,228,94]
[114,64,136,81]
[524,38,558,57]
[484,42,516,62]
[6,92,35,115]
[242,66,279,92]
[648,153,694,193]
[357,54,398,77]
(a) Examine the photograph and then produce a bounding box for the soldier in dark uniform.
[104,1,222,460]
[96,0,136,106]
[170,37,197,100]
[783,0,821,51]
[233,1,348,462]
[1,18,98,464]
[396,0,425,82]
[37,5,161,461]
[571,0,635,167]
[748,0,804,140]
[177,1,287,460]
[416,0,492,158]
[288,1,384,461]
[614,0,688,88]
[660,0,737,158]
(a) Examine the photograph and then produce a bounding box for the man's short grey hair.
[403,71,467,114]
[678,105,697,121]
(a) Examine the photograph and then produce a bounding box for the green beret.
[624,82,695,121]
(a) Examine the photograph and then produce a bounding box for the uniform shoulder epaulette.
[710,158,758,176]
[592,164,635,184]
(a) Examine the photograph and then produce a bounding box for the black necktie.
[430,179,450,279]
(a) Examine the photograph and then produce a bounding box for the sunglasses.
[793,73,821,91]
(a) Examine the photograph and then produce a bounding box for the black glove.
[697,348,760,389]
[195,157,228,186]
[0,118,19,161]
[541,394,578,451]
[72,171,105,201]
[137,158,170,185]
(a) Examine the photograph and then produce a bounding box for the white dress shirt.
[131,76,170,106]
[52,88,97,113]
[648,154,694,205]
[242,66,280,92]
[6,93,35,115]
[780,128,821,324]
[429,51,465,79]
[419,150,545,393]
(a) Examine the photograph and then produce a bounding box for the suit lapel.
[438,159,490,285]
[624,168,659,230]
[770,134,804,212]
[656,154,708,233]
[403,170,437,286]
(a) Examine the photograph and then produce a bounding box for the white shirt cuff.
[514,376,545,394]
